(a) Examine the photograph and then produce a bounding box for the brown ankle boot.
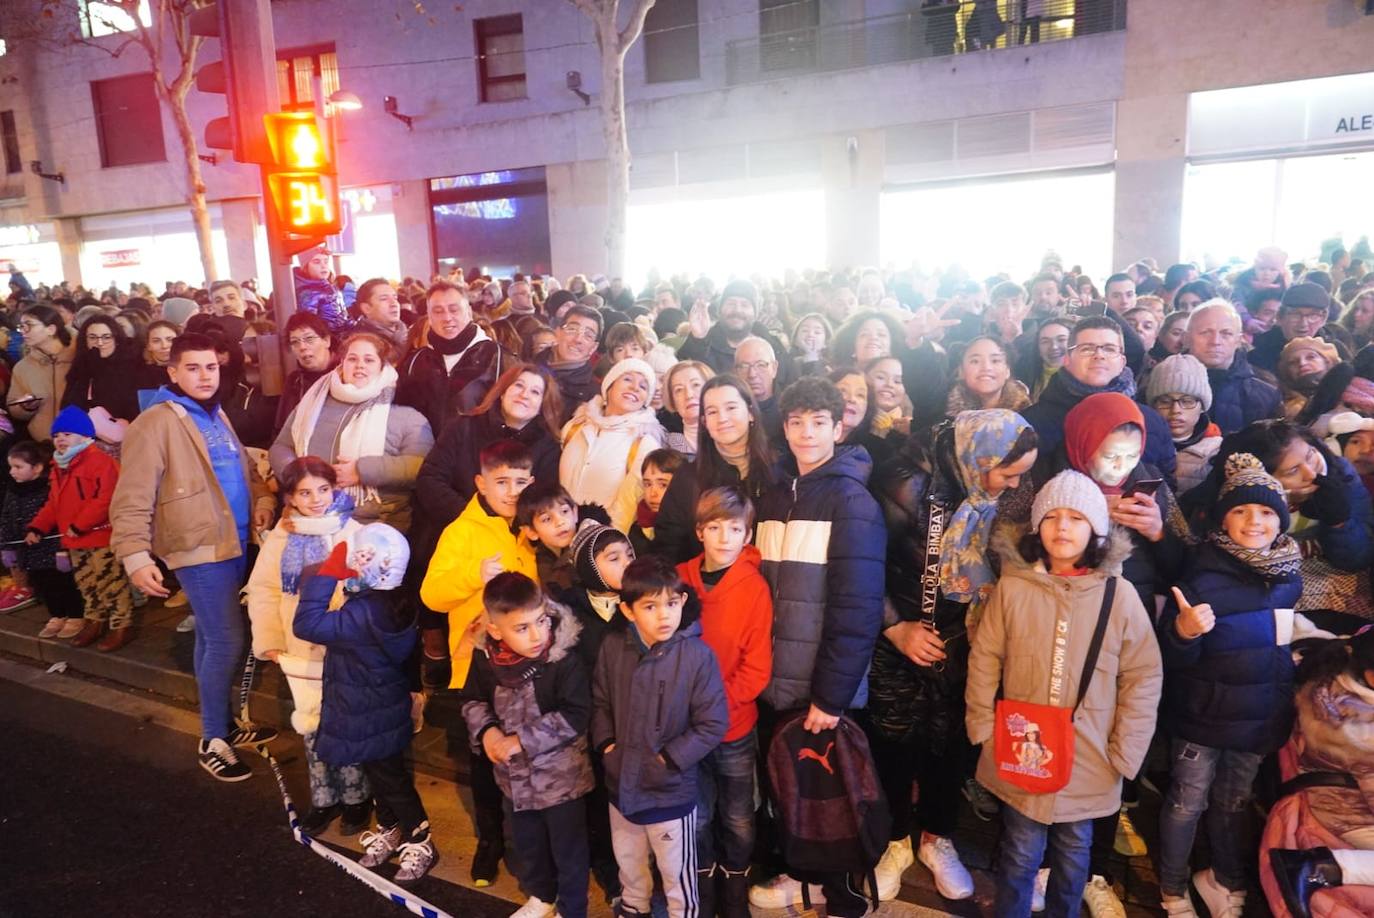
[70,619,106,647]
[97,626,133,652]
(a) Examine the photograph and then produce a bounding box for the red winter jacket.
[678,544,773,741]
[29,446,119,549]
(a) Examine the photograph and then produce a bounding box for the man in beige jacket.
[111,332,274,783]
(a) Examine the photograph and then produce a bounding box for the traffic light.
[263,112,341,251]
[189,0,277,164]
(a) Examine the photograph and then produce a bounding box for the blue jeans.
[997,806,1093,917]
[178,554,248,741]
[695,729,758,870]
[1157,739,1262,897]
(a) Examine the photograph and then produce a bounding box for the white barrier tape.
[258,747,456,918]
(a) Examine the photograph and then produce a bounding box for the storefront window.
[880,169,1114,281]
[1181,151,1374,266]
[626,187,825,283]
[431,167,550,276]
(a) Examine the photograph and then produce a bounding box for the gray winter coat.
[461,609,594,812]
[591,620,728,821]
[269,393,434,531]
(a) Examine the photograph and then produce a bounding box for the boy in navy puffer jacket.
[294,523,436,885]
[592,556,727,918]
[1157,453,1302,917]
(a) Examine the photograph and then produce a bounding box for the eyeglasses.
[288,334,322,348]
[734,360,774,376]
[86,334,115,344]
[559,325,599,343]
[18,321,42,331]
[1068,342,1123,358]
[1152,395,1200,411]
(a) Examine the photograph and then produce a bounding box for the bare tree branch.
[617,0,657,54]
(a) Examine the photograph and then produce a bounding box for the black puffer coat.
[867,425,971,748]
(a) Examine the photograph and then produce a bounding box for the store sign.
[100,248,141,268]
[1190,71,1374,157]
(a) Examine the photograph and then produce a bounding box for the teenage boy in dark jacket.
[592,556,728,918]
[750,376,886,917]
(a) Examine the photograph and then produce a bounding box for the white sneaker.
[1032,868,1049,912]
[509,896,556,918]
[748,874,825,909]
[358,824,402,868]
[175,614,196,633]
[1162,893,1199,917]
[1082,875,1126,918]
[1192,868,1245,918]
[917,836,974,901]
[874,836,914,900]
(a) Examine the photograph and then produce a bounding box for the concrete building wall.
[1112,0,1374,267]
[0,0,1371,287]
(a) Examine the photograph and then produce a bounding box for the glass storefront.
[431,167,551,277]
[880,168,1115,281]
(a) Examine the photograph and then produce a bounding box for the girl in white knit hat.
[965,469,1162,918]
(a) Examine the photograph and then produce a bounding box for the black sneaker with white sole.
[226,724,279,748]
[198,738,252,782]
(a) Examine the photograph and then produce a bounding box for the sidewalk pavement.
[0,595,1167,916]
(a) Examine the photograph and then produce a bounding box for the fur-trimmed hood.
[990,520,1135,580]
[475,596,583,664]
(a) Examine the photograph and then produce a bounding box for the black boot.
[1270,847,1343,918]
[719,865,751,918]
[471,836,504,887]
[297,803,341,835]
[697,864,717,918]
[339,800,373,836]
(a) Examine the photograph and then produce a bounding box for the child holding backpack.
[965,470,1161,917]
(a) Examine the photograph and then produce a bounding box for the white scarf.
[290,363,398,508]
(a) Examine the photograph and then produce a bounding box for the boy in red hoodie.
[26,406,134,651]
[676,486,772,918]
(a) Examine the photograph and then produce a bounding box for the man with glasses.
[1022,316,1177,486]
[733,335,786,447]
[538,304,602,420]
[274,313,336,431]
[1184,300,1281,434]
[1145,354,1222,494]
[397,280,504,435]
[1247,282,1333,375]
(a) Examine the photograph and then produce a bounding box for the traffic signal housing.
[189,0,277,164]
[263,112,341,252]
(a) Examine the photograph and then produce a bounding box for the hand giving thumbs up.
[1171,586,1215,640]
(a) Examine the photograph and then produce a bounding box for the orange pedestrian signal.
[262,112,340,239]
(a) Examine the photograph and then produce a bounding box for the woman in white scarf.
[560,357,666,532]
[269,333,435,531]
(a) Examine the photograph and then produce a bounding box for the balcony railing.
[725,0,1127,87]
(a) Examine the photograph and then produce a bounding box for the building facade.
[0,0,1372,294]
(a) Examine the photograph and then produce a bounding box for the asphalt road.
[0,676,511,918]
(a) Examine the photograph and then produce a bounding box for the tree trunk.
[166,83,218,283]
[598,27,630,279]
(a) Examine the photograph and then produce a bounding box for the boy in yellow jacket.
[420,439,538,691]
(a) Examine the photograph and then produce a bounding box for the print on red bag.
[1004,714,1055,778]
[797,741,835,775]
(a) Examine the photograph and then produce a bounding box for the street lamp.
[328,89,363,112]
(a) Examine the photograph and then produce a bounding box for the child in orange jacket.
[26,407,134,651]
[676,485,773,916]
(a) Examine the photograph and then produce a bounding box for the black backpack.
[766,711,891,907]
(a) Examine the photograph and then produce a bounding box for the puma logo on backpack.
[797,741,835,775]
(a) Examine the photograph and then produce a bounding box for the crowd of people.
[3,238,1374,918]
